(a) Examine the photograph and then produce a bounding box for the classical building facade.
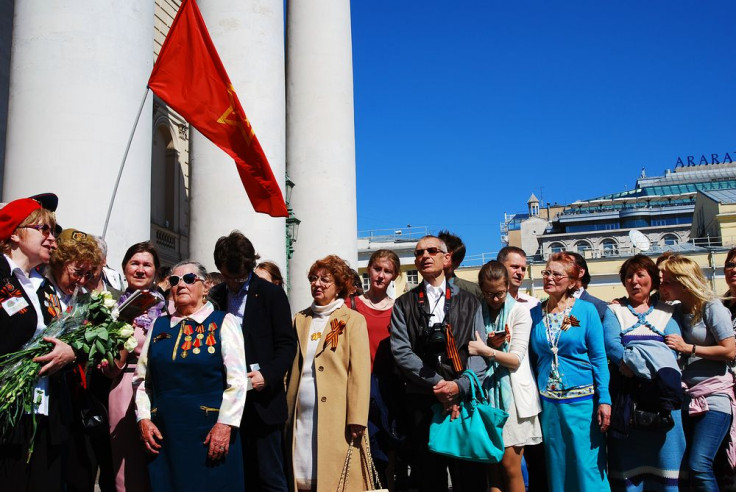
[502,161,736,261]
[0,0,357,308]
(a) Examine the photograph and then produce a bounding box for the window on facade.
[575,241,592,253]
[151,126,177,230]
[406,270,419,285]
[361,273,370,292]
[601,239,618,257]
[662,234,679,246]
[549,242,565,254]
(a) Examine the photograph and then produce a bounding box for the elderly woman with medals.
[529,252,611,492]
[603,254,685,491]
[133,260,247,491]
[468,260,541,492]
[285,255,371,492]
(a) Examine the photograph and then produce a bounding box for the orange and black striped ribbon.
[444,323,463,374]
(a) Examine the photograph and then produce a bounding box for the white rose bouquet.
[0,290,137,458]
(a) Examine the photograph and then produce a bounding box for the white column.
[286,0,358,309]
[3,1,153,266]
[0,0,15,194]
[189,0,286,273]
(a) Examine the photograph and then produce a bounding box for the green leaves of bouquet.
[0,290,137,459]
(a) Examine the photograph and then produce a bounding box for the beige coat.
[285,304,371,492]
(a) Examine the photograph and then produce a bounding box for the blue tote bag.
[428,370,508,463]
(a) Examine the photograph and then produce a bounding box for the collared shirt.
[423,279,447,324]
[227,272,252,325]
[5,255,49,415]
[572,287,585,299]
[133,301,248,426]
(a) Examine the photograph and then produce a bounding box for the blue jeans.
[684,409,732,492]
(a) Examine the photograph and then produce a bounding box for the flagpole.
[102,87,150,239]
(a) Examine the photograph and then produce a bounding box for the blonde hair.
[49,231,103,279]
[659,255,717,323]
[0,208,57,254]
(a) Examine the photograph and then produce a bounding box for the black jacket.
[209,274,297,426]
[0,255,40,356]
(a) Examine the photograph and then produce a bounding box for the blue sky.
[350,1,736,258]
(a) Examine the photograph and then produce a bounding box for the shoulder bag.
[428,369,508,463]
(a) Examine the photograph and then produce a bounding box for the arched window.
[549,242,565,254]
[601,239,618,257]
[151,125,177,230]
[662,234,679,246]
[575,240,593,253]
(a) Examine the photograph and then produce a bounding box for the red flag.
[148,0,288,217]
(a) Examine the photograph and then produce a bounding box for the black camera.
[422,322,447,353]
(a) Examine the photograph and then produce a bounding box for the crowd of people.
[1,193,736,491]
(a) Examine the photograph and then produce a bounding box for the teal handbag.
[428,370,508,463]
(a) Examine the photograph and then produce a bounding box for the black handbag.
[79,392,109,435]
[630,401,674,432]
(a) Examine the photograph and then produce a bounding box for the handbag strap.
[462,369,486,403]
[361,433,384,490]
[336,436,358,492]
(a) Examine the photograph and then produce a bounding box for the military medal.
[180,322,194,358]
[205,321,218,354]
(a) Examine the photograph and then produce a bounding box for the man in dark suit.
[210,231,296,492]
[568,252,610,322]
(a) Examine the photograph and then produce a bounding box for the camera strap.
[418,284,463,374]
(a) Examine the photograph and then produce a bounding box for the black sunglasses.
[413,247,446,257]
[169,273,202,286]
[20,224,54,238]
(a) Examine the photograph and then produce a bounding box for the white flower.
[111,307,120,321]
[102,292,116,309]
[119,324,134,338]
[124,336,138,352]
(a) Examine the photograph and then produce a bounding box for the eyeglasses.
[308,275,334,286]
[67,264,94,282]
[726,262,736,270]
[482,290,507,300]
[413,247,446,257]
[169,273,203,286]
[541,270,568,281]
[20,224,54,238]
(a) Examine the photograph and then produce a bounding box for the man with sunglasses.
[390,235,488,491]
[209,231,296,492]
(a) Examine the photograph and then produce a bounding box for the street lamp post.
[285,174,301,293]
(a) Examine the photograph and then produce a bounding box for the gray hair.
[94,235,108,258]
[170,260,208,280]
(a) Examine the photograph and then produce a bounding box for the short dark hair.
[121,241,161,272]
[567,251,591,288]
[727,248,736,266]
[213,231,260,275]
[619,254,660,290]
[437,230,465,268]
[497,246,526,264]
[478,260,509,285]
